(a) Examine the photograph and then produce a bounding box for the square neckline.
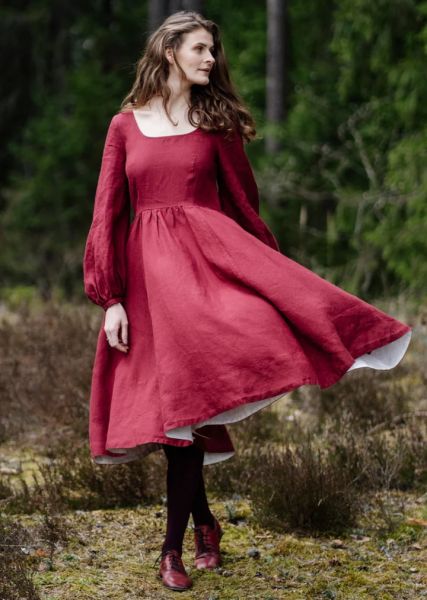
[130,109,200,139]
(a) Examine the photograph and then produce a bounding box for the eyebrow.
[193,42,215,50]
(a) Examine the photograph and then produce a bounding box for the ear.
[165,47,174,65]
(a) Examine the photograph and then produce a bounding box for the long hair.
[120,10,257,142]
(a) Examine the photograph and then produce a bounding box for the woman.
[82,10,412,592]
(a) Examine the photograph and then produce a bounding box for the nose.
[206,50,215,64]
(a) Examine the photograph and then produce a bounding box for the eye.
[196,46,215,54]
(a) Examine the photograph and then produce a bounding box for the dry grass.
[0,301,97,445]
[1,437,165,514]
[0,515,41,599]
[0,298,426,598]
[3,493,426,599]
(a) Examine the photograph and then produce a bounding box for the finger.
[121,322,128,345]
[116,343,129,353]
[108,329,119,347]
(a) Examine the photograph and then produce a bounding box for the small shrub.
[0,514,41,600]
[3,437,165,513]
[245,408,427,536]
[0,301,99,443]
[323,410,427,492]
[205,407,290,496]
[364,421,427,491]
[247,432,365,535]
[206,444,256,497]
[57,438,165,510]
[291,328,425,434]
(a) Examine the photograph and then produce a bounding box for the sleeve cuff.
[102,298,124,310]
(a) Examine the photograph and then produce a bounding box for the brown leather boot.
[157,549,192,591]
[194,515,223,569]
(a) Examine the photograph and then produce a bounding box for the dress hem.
[91,328,411,467]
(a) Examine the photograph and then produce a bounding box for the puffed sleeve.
[83,114,131,310]
[215,129,280,251]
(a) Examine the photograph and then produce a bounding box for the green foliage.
[260,0,427,296]
[0,0,426,299]
[365,129,427,289]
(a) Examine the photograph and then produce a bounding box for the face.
[166,27,215,86]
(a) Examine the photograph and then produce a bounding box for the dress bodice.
[122,111,221,213]
[83,110,279,310]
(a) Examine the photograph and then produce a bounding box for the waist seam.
[134,203,221,216]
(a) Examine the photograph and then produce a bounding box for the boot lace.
[195,524,217,555]
[153,549,185,573]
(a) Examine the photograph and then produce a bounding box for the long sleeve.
[83,114,131,311]
[215,129,280,252]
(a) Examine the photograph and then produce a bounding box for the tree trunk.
[148,0,169,31]
[149,1,206,36]
[182,0,204,12]
[265,0,289,155]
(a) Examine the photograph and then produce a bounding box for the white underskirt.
[165,330,412,465]
[94,330,412,466]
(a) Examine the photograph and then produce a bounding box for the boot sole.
[157,573,192,591]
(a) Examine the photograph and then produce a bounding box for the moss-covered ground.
[10,492,426,599]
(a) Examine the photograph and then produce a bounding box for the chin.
[191,78,209,87]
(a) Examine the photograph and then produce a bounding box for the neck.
[150,78,192,115]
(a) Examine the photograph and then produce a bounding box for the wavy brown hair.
[120,10,257,142]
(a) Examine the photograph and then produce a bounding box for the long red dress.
[83,110,412,466]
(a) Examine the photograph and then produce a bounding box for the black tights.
[161,442,214,556]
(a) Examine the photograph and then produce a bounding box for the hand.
[104,303,129,353]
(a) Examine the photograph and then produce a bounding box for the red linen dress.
[83,110,412,466]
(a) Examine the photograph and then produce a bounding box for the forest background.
[1,0,426,305]
[1,3,426,597]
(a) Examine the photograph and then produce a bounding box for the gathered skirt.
[88,204,412,466]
